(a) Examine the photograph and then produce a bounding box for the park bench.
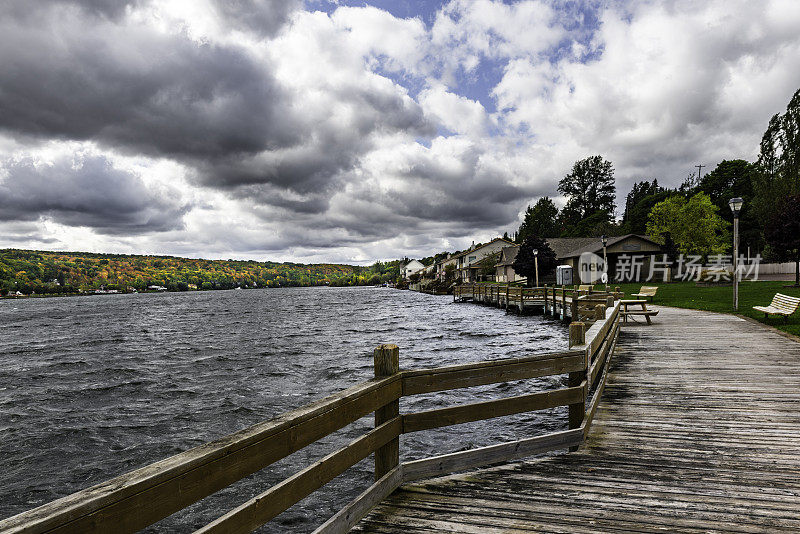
[632,285,658,302]
[578,284,593,292]
[753,293,800,322]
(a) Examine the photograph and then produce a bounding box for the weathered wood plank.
[312,466,404,534]
[402,351,584,395]
[402,428,583,482]
[374,345,400,481]
[402,385,585,433]
[195,417,402,534]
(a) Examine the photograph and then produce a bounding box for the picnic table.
[621,299,659,324]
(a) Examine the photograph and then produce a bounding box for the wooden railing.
[454,283,623,322]
[0,301,622,534]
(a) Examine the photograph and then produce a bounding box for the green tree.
[646,193,729,258]
[764,195,800,286]
[755,88,800,229]
[697,159,762,254]
[512,235,557,287]
[517,197,560,242]
[479,252,500,278]
[621,180,669,234]
[444,264,456,284]
[558,155,616,231]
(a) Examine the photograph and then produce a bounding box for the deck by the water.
[353,306,800,532]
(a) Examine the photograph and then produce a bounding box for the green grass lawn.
[600,280,800,337]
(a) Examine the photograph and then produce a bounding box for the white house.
[454,237,516,283]
[401,259,425,280]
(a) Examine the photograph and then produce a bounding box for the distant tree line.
[0,250,403,296]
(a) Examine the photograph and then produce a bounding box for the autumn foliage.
[0,250,402,295]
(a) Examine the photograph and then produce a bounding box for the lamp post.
[729,197,744,311]
[533,249,539,288]
[601,234,608,292]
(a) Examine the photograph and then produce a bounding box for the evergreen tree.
[765,194,800,286]
[697,160,762,254]
[512,235,557,287]
[517,197,560,243]
[558,155,616,234]
[622,180,668,234]
[755,88,800,232]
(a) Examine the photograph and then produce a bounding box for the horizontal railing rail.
[1,298,622,534]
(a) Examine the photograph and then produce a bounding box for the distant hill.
[0,249,402,295]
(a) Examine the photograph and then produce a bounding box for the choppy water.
[0,287,568,532]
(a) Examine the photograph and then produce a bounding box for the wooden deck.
[353,306,800,533]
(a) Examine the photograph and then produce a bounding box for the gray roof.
[496,245,520,266]
[545,238,598,259]
[553,234,661,259]
[449,237,516,261]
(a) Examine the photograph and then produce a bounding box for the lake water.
[0,287,568,532]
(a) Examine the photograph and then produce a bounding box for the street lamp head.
[728,197,744,218]
[533,249,539,256]
[601,234,608,247]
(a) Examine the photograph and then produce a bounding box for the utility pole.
[695,164,705,184]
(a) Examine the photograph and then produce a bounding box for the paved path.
[353,306,800,533]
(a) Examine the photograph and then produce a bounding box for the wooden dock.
[454,283,623,321]
[352,306,800,532]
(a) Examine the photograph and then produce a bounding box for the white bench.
[631,286,658,302]
[753,293,800,322]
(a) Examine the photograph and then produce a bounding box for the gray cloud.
[212,0,302,38]
[0,8,297,159]
[0,0,433,209]
[0,155,190,234]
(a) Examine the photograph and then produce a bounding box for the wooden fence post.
[561,285,567,320]
[571,291,579,321]
[595,304,606,321]
[568,322,587,451]
[606,296,615,308]
[374,344,400,481]
[569,322,586,348]
[543,284,549,315]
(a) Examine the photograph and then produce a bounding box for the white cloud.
[1,0,799,261]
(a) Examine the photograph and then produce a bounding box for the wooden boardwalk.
[353,306,800,533]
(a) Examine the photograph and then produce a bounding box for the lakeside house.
[491,235,664,284]
[401,259,425,280]
[548,234,663,282]
[412,234,662,287]
[495,245,523,283]
[443,237,515,283]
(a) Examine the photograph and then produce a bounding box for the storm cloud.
[0,0,431,203]
[0,154,190,234]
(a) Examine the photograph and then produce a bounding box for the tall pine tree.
[558,155,616,234]
[517,197,560,242]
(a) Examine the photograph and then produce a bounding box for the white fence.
[758,262,797,275]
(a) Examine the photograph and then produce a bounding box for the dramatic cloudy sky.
[1,0,799,263]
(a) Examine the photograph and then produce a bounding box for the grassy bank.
[603,280,800,337]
